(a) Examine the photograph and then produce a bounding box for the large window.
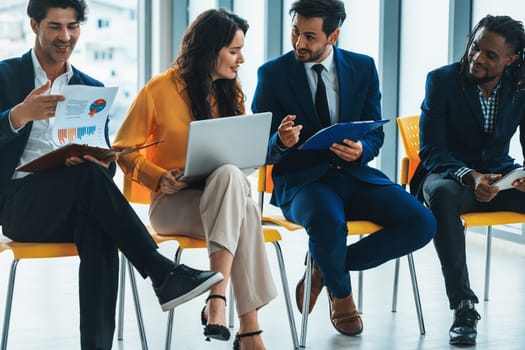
[235,1,265,110]
[398,0,449,118]
[338,0,380,65]
[0,0,138,139]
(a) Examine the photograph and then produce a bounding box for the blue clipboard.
[298,119,389,150]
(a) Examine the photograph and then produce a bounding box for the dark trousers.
[422,173,525,309]
[0,163,158,350]
[281,168,436,298]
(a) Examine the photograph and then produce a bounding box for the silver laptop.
[177,112,272,183]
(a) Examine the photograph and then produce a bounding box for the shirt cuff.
[454,167,474,186]
[8,110,23,133]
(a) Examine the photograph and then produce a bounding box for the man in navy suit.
[413,15,525,346]
[0,1,222,349]
[252,0,436,336]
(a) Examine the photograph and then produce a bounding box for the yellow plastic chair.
[257,164,426,347]
[397,115,525,301]
[0,238,147,350]
[122,176,299,350]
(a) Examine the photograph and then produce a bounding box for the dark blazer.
[252,47,393,207]
[412,62,525,195]
[0,50,108,192]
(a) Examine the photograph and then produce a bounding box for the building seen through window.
[0,0,138,139]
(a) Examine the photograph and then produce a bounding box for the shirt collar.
[476,81,502,97]
[304,46,335,73]
[31,49,73,84]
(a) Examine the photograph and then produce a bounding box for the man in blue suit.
[252,0,436,336]
[0,1,222,349]
[413,15,525,346]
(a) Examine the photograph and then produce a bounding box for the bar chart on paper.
[56,126,98,144]
[53,85,118,147]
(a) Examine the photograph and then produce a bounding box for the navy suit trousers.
[281,167,436,298]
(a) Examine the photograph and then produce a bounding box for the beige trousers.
[149,164,277,316]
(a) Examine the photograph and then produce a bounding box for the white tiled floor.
[2,224,525,349]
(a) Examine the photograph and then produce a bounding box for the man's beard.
[294,48,326,63]
[467,60,498,85]
[467,71,498,85]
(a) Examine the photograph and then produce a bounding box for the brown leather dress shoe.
[295,260,324,314]
[328,292,363,336]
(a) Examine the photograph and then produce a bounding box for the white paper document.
[53,85,118,147]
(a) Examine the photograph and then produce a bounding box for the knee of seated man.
[68,161,114,186]
[305,219,347,243]
[425,181,463,209]
[412,207,437,246]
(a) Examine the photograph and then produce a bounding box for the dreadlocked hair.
[459,15,525,96]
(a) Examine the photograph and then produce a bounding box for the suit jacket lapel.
[287,56,323,128]
[20,51,36,96]
[495,77,519,136]
[334,47,355,122]
[462,85,484,129]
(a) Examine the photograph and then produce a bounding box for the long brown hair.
[175,9,249,120]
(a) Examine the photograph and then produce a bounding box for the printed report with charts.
[16,85,122,172]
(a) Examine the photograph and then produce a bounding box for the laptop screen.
[177,112,272,183]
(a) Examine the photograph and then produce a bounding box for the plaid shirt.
[453,82,501,185]
[478,82,501,134]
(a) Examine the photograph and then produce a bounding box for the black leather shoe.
[201,295,231,341]
[154,264,223,311]
[449,300,481,346]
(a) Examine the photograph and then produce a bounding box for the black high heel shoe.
[201,294,231,341]
[233,330,263,350]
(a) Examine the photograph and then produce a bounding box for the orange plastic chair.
[397,115,525,301]
[0,237,147,350]
[257,164,426,347]
[122,176,299,350]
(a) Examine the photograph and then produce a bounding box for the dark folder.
[16,140,164,173]
[299,120,389,151]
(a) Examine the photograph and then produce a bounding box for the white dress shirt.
[303,47,339,125]
[11,49,73,179]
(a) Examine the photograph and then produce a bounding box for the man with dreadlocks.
[411,15,525,346]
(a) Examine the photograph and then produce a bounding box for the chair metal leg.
[272,242,299,349]
[164,247,183,350]
[1,259,19,350]
[407,253,425,335]
[484,226,493,301]
[357,235,364,312]
[164,311,175,350]
[391,257,401,312]
[299,253,312,348]
[228,283,235,328]
[117,253,127,340]
[127,259,149,349]
[357,270,363,312]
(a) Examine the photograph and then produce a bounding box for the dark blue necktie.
[312,64,331,128]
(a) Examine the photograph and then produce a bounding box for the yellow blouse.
[113,67,245,192]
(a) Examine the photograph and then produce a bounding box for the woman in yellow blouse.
[113,9,276,350]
